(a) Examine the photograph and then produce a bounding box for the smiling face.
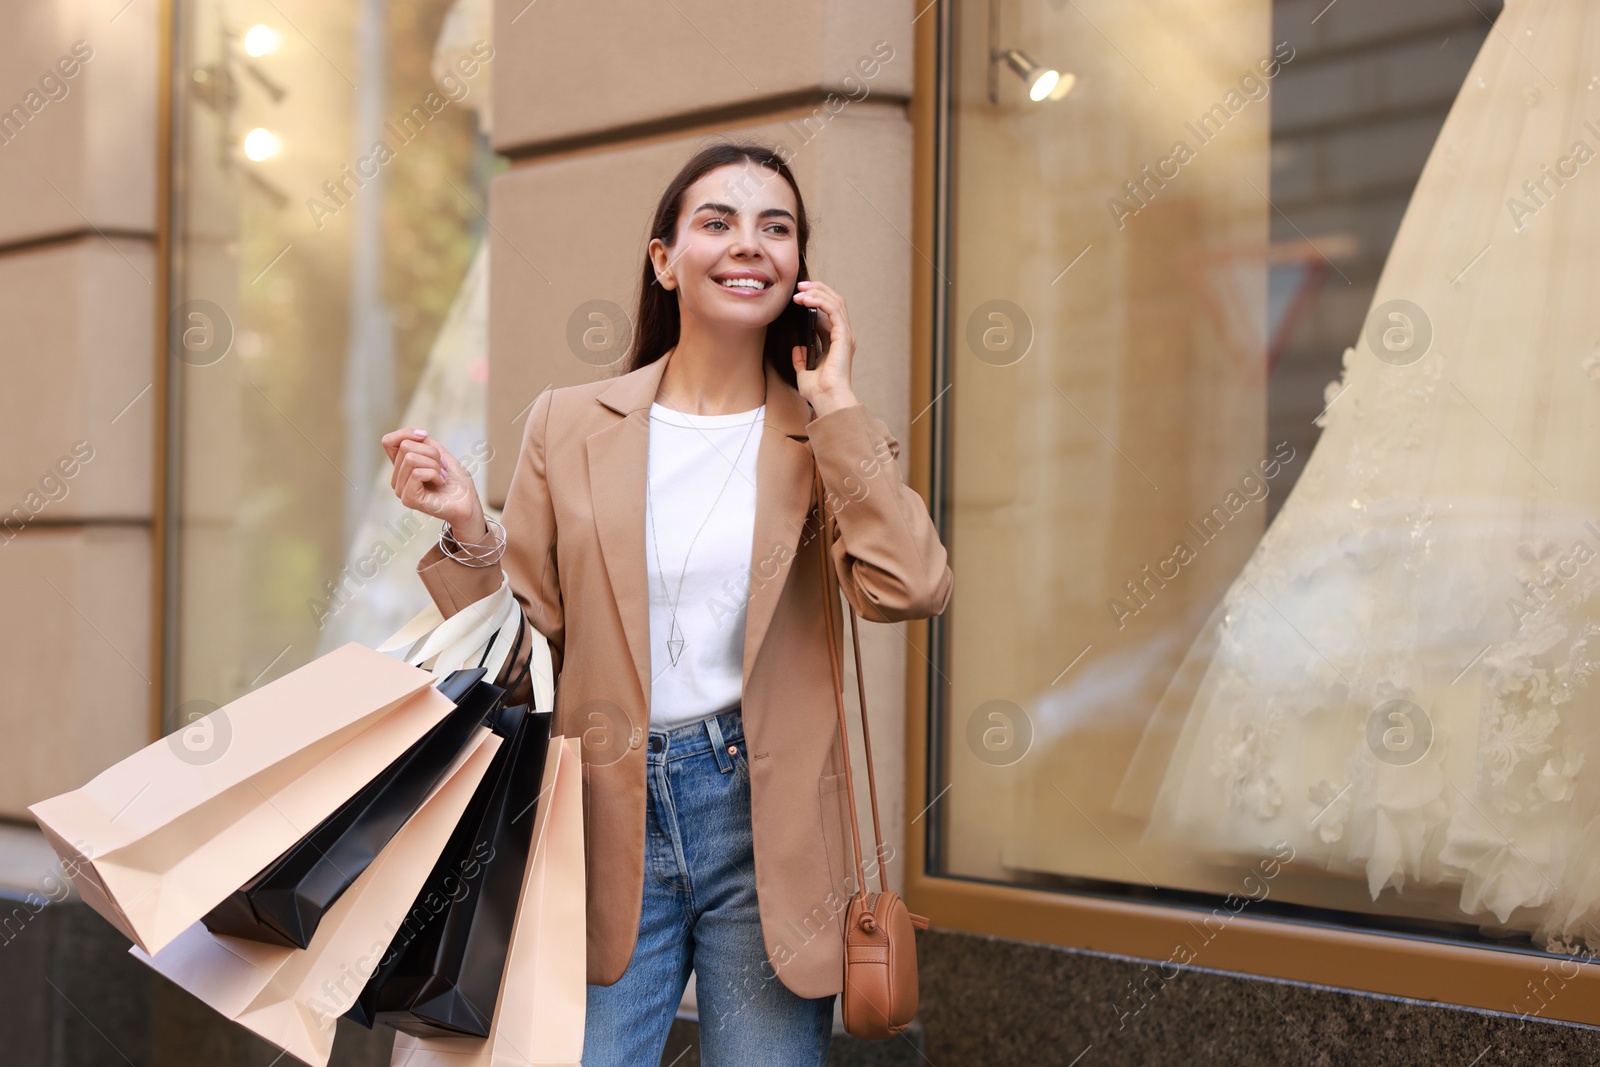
[649,161,802,334]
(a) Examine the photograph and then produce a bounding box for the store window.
[928,0,1600,958]
[166,0,498,725]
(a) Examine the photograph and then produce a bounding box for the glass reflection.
[932,0,1600,955]
[170,0,496,727]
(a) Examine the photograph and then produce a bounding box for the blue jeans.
[581,706,836,1066]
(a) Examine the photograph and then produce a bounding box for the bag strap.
[491,610,536,714]
[474,618,501,670]
[382,569,550,716]
[380,575,518,679]
[813,465,888,901]
[480,607,537,716]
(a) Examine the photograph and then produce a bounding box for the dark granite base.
[913,926,1600,1065]
[1,898,394,1066]
[8,902,1600,1066]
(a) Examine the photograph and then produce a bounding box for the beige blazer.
[415,350,952,999]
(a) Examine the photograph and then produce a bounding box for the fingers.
[794,293,851,378]
[794,279,841,308]
[792,279,830,311]
[791,282,856,402]
[401,462,438,508]
[814,305,836,340]
[394,449,445,508]
[380,427,430,464]
[388,437,447,494]
[793,281,849,341]
[401,456,478,519]
[384,429,442,503]
[384,432,482,525]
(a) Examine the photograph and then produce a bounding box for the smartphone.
[804,307,822,371]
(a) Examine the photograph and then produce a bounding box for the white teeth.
[719,278,766,289]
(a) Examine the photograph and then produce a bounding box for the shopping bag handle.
[490,610,535,716]
[379,575,518,681]
[379,572,555,716]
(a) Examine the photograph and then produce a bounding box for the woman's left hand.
[791,280,859,417]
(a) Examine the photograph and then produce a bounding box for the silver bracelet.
[441,533,505,567]
[442,517,505,555]
[445,516,504,549]
[440,518,506,567]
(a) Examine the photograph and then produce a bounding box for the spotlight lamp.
[997,49,1075,102]
[243,127,281,162]
[987,1,1075,105]
[243,24,283,57]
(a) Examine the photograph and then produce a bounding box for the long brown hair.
[624,141,812,390]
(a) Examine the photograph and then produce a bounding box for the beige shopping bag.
[129,728,504,1067]
[29,642,460,956]
[28,577,527,957]
[391,735,587,1067]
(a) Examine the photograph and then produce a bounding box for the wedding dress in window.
[1115,0,1600,951]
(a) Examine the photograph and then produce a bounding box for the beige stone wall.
[0,0,160,818]
[485,0,921,899]
[0,0,924,888]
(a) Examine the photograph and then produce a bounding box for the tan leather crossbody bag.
[812,465,930,1040]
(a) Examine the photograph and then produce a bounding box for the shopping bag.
[29,646,455,957]
[200,579,532,947]
[355,702,554,1038]
[129,725,504,1067]
[199,664,499,947]
[390,736,586,1067]
[28,578,527,957]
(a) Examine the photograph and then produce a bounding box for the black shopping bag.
[345,697,553,1037]
[201,615,531,949]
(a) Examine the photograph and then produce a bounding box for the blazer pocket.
[819,771,851,897]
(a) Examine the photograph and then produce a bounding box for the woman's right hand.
[380,428,489,542]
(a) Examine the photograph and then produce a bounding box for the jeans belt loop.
[703,713,735,773]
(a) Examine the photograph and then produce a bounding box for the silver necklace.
[645,403,763,667]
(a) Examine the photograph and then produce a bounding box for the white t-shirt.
[643,401,765,730]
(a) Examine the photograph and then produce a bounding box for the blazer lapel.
[586,353,817,720]
[741,359,817,692]
[587,356,672,719]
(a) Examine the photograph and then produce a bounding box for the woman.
[382,142,952,1066]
